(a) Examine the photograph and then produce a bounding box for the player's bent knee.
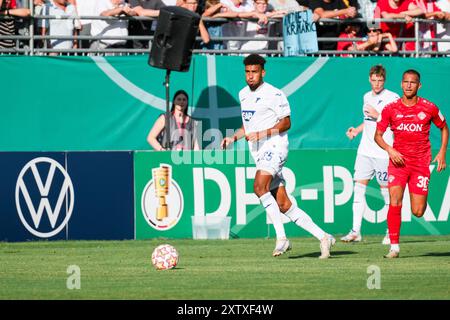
[278,202,291,213]
[412,210,425,218]
[253,184,269,198]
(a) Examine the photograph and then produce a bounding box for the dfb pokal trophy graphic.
[152,165,170,221]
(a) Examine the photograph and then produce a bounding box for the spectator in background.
[435,0,450,52]
[74,0,97,49]
[356,25,398,53]
[220,0,257,51]
[41,0,80,53]
[91,0,137,51]
[240,0,287,53]
[0,0,30,49]
[358,0,377,19]
[128,0,164,49]
[179,0,210,45]
[374,0,424,51]
[147,90,201,151]
[201,0,227,50]
[309,0,359,51]
[337,22,363,55]
[414,0,446,52]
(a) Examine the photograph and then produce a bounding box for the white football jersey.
[239,82,291,158]
[358,88,399,159]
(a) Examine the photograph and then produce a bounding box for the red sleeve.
[431,105,446,129]
[377,105,391,133]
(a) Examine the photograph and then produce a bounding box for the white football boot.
[272,238,292,257]
[384,250,400,259]
[340,230,362,243]
[319,234,336,259]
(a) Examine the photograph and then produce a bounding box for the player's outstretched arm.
[433,123,449,172]
[221,126,245,149]
[246,116,291,142]
[375,129,405,167]
[346,123,364,140]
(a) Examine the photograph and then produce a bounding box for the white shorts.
[353,154,389,186]
[254,146,288,190]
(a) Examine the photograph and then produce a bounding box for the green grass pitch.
[1,235,449,300]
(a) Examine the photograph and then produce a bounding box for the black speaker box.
[149,6,200,72]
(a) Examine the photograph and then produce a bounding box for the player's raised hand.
[221,137,234,150]
[432,152,447,172]
[346,127,357,140]
[387,147,405,167]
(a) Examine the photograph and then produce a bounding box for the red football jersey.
[377,97,446,166]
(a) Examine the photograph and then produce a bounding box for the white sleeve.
[273,91,291,120]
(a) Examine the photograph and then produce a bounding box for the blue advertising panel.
[66,152,134,240]
[0,152,68,241]
[0,152,134,242]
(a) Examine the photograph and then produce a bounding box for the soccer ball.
[151,244,179,270]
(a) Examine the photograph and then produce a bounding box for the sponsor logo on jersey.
[389,175,395,183]
[397,123,423,132]
[418,112,426,120]
[242,110,256,122]
[255,97,261,103]
[396,114,404,119]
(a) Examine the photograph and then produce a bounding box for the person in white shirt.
[74,0,97,49]
[41,0,80,50]
[221,54,336,258]
[240,0,287,53]
[90,0,137,50]
[341,65,400,244]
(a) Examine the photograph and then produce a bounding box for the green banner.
[1,56,449,151]
[134,150,450,239]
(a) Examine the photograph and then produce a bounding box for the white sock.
[390,244,400,252]
[285,204,326,241]
[352,182,367,234]
[381,187,390,234]
[260,192,286,240]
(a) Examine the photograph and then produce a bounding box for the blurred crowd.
[0,0,449,54]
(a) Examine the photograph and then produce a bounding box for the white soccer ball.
[151,244,179,270]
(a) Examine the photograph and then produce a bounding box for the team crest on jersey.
[418,112,426,120]
[242,110,256,122]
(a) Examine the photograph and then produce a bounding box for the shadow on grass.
[415,252,450,258]
[288,251,357,259]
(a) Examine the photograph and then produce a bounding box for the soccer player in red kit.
[375,69,448,258]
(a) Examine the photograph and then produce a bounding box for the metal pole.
[164,69,171,150]
[29,0,34,56]
[415,18,420,57]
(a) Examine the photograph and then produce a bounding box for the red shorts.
[388,164,430,195]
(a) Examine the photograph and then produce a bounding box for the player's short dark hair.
[369,64,386,79]
[403,69,421,82]
[243,54,266,69]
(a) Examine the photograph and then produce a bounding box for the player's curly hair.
[243,54,266,69]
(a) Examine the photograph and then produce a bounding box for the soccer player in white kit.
[341,65,399,244]
[221,54,336,258]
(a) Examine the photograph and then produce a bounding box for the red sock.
[387,205,402,244]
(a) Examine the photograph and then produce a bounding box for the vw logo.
[15,157,75,238]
